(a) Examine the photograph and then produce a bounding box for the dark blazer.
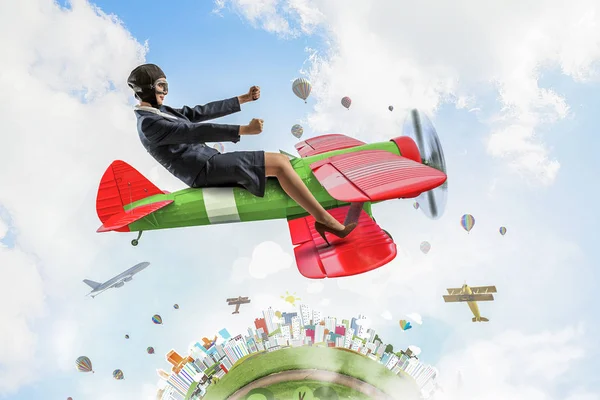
[134,97,241,188]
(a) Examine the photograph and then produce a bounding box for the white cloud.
[219,0,600,185]
[381,310,392,320]
[406,313,422,325]
[407,345,421,356]
[0,0,147,394]
[434,326,589,399]
[248,241,293,278]
[0,246,46,392]
[306,281,324,293]
[232,241,293,281]
[0,218,7,241]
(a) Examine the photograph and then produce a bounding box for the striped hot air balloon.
[499,226,507,235]
[173,304,179,309]
[147,347,155,354]
[75,356,93,373]
[213,143,224,153]
[420,241,431,254]
[152,314,162,325]
[124,334,129,339]
[461,214,475,233]
[341,96,351,109]
[399,319,412,331]
[413,202,420,210]
[292,78,312,103]
[113,369,124,380]
[291,124,303,139]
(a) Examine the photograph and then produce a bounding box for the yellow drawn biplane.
[443,284,496,322]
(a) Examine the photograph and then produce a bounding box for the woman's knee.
[265,152,291,176]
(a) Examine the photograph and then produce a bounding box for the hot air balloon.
[152,314,162,325]
[413,202,420,210]
[213,143,225,153]
[460,214,475,233]
[420,241,431,254]
[388,105,394,111]
[147,347,155,354]
[173,304,179,309]
[291,124,303,139]
[399,319,412,331]
[499,226,507,235]
[67,398,73,400]
[341,96,351,110]
[113,369,124,380]
[292,78,312,103]
[75,356,94,373]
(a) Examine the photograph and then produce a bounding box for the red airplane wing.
[309,150,447,202]
[96,200,173,233]
[288,206,396,279]
[295,134,366,158]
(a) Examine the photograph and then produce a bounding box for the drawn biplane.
[95,110,448,279]
[443,284,497,322]
[226,296,251,314]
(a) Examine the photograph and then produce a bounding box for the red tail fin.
[96,161,164,230]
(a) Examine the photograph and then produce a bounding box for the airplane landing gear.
[131,231,143,246]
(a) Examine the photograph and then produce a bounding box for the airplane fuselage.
[463,286,481,320]
[87,262,149,297]
[122,141,403,233]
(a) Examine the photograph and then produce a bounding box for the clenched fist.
[240,118,264,135]
[248,85,260,101]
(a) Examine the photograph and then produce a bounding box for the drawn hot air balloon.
[292,78,312,103]
[173,304,179,309]
[113,369,124,380]
[75,356,93,373]
[499,226,507,235]
[152,314,162,325]
[399,320,412,331]
[420,241,431,254]
[291,124,303,139]
[124,334,129,339]
[341,96,351,109]
[388,105,394,111]
[460,214,475,233]
[147,347,155,354]
[413,202,420,210]
[213,143,225,153]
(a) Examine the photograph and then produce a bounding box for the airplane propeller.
[402,109,448,220]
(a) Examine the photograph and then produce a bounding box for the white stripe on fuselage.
[202,188,241,224]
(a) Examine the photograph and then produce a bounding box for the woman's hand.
[239,86,260,104]
[240,118,263,135]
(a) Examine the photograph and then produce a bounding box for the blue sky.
[1,1,600,399]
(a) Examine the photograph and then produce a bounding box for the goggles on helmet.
[153,78,168,95]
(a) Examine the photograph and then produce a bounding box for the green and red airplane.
[95,110,448,279]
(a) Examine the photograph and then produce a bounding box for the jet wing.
[295,134,366,158]
[471,286,497,294]
[309,150,447,202]
[444,294,495,302]
[287,205,396,279]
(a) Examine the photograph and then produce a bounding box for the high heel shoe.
[314,221,358,246]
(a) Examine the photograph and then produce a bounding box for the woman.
[127,64,356,244]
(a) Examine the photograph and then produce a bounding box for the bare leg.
[265,153,345,230]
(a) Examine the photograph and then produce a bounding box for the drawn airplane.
[443,283,497,322]
[94,110,448,279]
[226,296,251,314]
[83,262,150,298]
[201,336,218,349]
